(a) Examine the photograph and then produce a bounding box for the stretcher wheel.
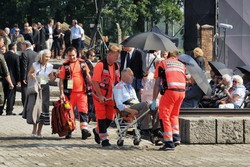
[133,139,141,146]
[117,140,124,146]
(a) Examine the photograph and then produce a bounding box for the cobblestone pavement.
[0,107,250,167]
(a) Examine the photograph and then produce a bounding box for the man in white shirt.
[71,20,84,57]
[113,68,161,141]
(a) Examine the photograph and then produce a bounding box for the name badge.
[67,80,73,89]
[40,77,46,85]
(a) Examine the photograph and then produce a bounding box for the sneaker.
[159,142,175,151]
[174,141,181,147]
[102,139,111,147]
[81,129,91,140]
[93,128,100,144]
[65,132,72,139]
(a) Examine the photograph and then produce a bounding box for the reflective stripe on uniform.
[80,122,88,130]
[165,67,185,74]
[166,61,184,67]
[163,132,173,141]
[99,133,109,140]
[172,125,179,134]
[167,82,186,87]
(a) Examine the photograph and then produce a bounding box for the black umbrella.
[208,61,233,76]
[121,32,178,51]
[179,54,212,96]
[150,26,179,47]
[236,65,250,74]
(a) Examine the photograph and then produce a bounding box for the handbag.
[27,77,40,94]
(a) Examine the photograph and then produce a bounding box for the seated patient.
[113,68,161,138]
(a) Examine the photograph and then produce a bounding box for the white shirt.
[113,81,138,111]
[123,48,134,70]
[33,62,53,84]
[71,25,84,39]
[230,85,246,106]
[145,53,160,73]
[48,25,53,39]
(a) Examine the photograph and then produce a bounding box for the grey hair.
[233,75,243,85]
[121,68,132,75]
[36,49,51,64]
[222,74,231,82]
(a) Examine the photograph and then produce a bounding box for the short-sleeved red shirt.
[59,60,90,92]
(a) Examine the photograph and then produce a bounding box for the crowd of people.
[0,19,249,151]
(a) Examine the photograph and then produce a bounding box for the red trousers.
[93,98,116,120]
[158,90,185,142]
[66,92,88,130]
[93,98,116,140]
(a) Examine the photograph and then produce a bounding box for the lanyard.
[69,60,78,78]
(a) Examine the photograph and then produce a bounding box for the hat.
[194,47,203,57]
[21,40,32,47]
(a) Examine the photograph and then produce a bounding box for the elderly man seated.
[113,68,162,141]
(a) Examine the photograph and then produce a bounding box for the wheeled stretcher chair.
[114,108,150,146]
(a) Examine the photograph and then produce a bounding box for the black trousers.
[21,82,27,107]
[72,38,81,57]
[3,82,16,114]
[52,39,61,57]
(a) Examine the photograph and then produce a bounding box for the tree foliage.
[0,0,183,40]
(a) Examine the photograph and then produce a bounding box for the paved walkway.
[0,107,250,167]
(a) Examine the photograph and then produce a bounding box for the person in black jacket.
[37,22,46,51]
[120,46,146,101]
[19,41,38,115]
[32,23,40,52]
[52,22,63,59]
[63,27,71,58]
[0,36,14,115]
[3,43,20,115]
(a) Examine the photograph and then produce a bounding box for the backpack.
[51,100,76,137]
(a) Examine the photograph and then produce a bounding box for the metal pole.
[215,0,219,61]
[223,28,226,65]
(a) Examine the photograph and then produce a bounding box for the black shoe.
[159,142,175,151]
[65,132,72,139]
[102,139,111,147]
[140,129,152,141]
[0,112,2,116]
[6,113,16,116]
[81,129,91,140]
[152,129,163,138]
[93,128,100,144]
[19,112,23,116]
